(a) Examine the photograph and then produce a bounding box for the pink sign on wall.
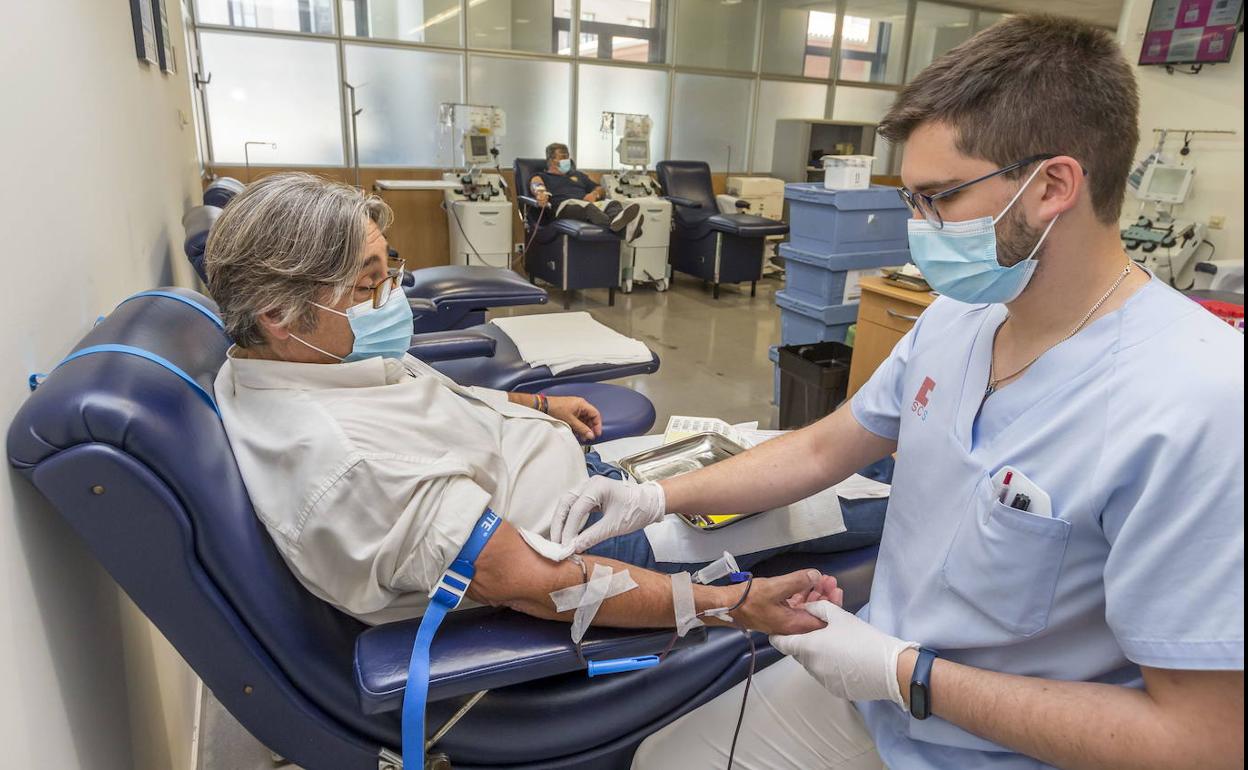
[1140,0,1242,64]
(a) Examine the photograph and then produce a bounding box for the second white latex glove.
[770,600,919,707]
[550,476,666,552]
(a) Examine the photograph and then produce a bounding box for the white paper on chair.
[490,312,652,374]
[643,486,845,563]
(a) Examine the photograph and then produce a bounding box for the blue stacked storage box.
[777,183,912,346]
[781,243,911,305]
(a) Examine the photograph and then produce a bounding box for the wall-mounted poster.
[130,0,158,65]
[151,0,176,74]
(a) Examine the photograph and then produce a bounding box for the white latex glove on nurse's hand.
[770,600,919,707]
[550,476,666,552]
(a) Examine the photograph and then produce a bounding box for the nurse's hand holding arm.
[774,606,1245,769]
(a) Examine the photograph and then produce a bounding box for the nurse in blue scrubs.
[555,15,1244,770]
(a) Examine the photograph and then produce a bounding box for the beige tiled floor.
[197,272,786,770]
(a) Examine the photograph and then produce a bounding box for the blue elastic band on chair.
[53,344,221,417]
[117,290,226,332]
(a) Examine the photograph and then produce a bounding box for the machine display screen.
[620,139,649,165]
[467,135,489,159]
[1139,163,1195,203]
[1139,0,1243,65]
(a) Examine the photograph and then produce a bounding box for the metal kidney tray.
[618,432,762,531]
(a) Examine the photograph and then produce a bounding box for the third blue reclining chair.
[656,161,790,299]
[8,288,883,770]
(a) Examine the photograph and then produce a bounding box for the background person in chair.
[203,171,859,638]
[530,142,643,241]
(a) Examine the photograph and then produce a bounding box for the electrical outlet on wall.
[1208,215,1226,230]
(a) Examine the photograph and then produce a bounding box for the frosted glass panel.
[468,0,573,55]
[671,74,753,173]
[832,86,896,174]
[200,32,343,165]
[752,81,827,174]
[344,45,463,166]
[906,2,974,81]
[839,0,908,84]
[341,0,462,46]
[674,0,758,71]
[575,64,668,170]
[469,55,572,164]
[974,11,1009,33]
[196,0,335,33]
[760,1,839,77]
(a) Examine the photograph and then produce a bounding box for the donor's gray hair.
[204,172,393,347]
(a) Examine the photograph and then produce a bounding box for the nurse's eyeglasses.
[897,153,1061,230]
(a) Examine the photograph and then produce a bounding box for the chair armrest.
[715,194,751,215]
[666,196,703,209]
[407,297,437,319]
[406,330,497,362]
[517,194,550,210]
[354,605,707,714]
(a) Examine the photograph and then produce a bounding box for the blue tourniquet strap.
[117,290,226,331]
[403,509,502,768]
[52,344,221,417]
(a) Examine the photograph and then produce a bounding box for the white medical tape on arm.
[671,571,704,637]
[570,564,614,644]
[550,568,639,613]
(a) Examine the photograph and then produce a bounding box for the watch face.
[910,683,930,720]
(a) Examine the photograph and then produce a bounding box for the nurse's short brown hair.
[878,14,1139,224]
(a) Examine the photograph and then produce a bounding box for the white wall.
[0,2,202,770]
[1117,0,1245,258]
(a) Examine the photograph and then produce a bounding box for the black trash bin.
[777,341,853,429]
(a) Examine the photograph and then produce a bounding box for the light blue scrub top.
[851,278,1244,769]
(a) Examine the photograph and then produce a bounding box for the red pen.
[998,470,1014,503]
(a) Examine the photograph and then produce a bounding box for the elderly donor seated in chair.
[205,172,878,636]
[530,142,644,241]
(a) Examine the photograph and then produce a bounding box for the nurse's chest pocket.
[940,473,1071,637]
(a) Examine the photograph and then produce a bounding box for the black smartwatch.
[909,647,939,720]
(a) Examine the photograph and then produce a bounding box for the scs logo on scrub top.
[911,377,936,422]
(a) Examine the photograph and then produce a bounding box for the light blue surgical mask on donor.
[557,158,573,173]
[905,162,1059,304]
[291,284,413,363]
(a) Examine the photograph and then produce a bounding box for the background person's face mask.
[906,163,1059,304]
[291,286,412,362]
[557,158,573,173]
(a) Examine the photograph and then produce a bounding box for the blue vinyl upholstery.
[6,287,881,769]
[404,265,548,333]
[203,176,246,208]
[515,158,624,309]
[656,161,790,299]
[541,382,656,443]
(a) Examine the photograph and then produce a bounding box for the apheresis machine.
[439,103,512,269]
[599,112,673,292]
[1121,129,1240,291]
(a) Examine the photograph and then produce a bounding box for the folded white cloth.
[491,312,653,374]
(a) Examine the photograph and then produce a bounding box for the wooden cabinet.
[847,278,937,399]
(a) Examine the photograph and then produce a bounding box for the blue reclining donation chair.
[655,161,790,299]
[8,288,880,769]
[514,158,624,310]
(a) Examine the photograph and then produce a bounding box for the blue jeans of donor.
[580,452,889,577]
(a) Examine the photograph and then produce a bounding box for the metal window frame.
[190,0,927,174]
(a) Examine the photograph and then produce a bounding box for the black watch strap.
[909,647,938,720]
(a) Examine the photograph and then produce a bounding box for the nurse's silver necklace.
[984,259,1134,400]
